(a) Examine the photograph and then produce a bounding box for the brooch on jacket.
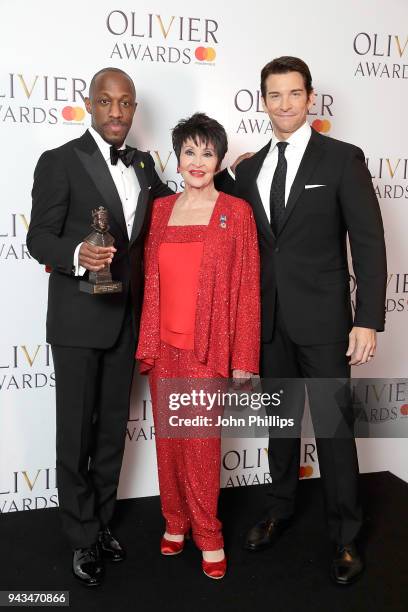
[219,214,227,229]
[140,161,145,169]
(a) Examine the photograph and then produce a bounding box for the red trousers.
[149,342,223,551]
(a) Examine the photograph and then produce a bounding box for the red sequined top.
[136,192,261,377]
[159,225,205,350]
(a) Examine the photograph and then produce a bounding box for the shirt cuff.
[227,166,236,181]
[73,242,86,276]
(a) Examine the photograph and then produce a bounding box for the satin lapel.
[129,151,151,244]
[74,137,127,239]
[240,141,274,240]
[279,132,324,235]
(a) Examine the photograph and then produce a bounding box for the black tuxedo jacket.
[215,129,387,345]
[27,129,172,348]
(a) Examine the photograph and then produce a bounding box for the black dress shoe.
[331,542,364,585]
[72,545,104,587]
[98,526,126,562]
[244,517,291,551]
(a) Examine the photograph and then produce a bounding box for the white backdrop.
[0,0,407,512]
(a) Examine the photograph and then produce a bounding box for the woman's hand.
[232,370,252,388]
[230,152,255,175]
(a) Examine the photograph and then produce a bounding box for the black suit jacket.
[27,130,172,348]
[215,129,387,345]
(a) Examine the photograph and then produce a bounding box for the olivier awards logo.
[366,155,408,201]
[127,395,155,442]
[0,72,87,125]
[106,11,219,66]
[221,442,318,487]
[0,213,30,262]
[232,87,334,135]
[0,345,54,391]
[351,380,408,424]
[385,273,408,314]
[299,442,317,478]
[147,149,185,191]
[0,467,58,513]
[350,271,408,315]
[353,32,408,79]
[222,447,271,487]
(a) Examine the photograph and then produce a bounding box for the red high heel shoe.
[160,536,185,556]
[202,556,227,579]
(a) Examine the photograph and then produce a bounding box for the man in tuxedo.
[27,67,171,586]
[215,56,387,584]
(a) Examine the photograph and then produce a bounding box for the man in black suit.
[27,67,171,586]
[215,56,387,584]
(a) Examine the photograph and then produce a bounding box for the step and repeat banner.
[0,0,407,512]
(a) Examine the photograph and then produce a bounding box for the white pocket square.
[305,184,326,189]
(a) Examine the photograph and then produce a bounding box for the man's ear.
[85,97,92,115]
[307,89,316,112]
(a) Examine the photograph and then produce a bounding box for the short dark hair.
[261,56,313,98]
[172,112,228,169]
[89,67,135,99]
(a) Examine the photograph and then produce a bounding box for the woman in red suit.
[136,113,260,579]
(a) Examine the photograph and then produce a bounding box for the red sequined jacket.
[136,192,260,377]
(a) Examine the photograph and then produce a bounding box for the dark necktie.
[110,145,137,167]
[269,141,289,235]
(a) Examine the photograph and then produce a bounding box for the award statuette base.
[79,280,123,294]
[80,267,122,295]
[78,207,123,295]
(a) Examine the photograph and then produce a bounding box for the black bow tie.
[110,145,137,167]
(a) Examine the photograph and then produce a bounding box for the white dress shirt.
[73,126,141,275]
[256,121,311,221]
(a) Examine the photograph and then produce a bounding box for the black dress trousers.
[261,302,362,546]
[52,305,135,549]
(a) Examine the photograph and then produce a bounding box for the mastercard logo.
[312,118,331,133]
[401,404,408,416]
[299,465,314,478]
[62,106,85,122]
[195,47,216,62]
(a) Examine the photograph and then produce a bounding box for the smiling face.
[262,71,314,140]
[85,71,137,147]
[178,138,219,189]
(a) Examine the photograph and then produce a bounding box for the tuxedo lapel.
[74,131,127,239]
[279,130,324,235]
[129,151,151,245]
[240,141,274,239]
